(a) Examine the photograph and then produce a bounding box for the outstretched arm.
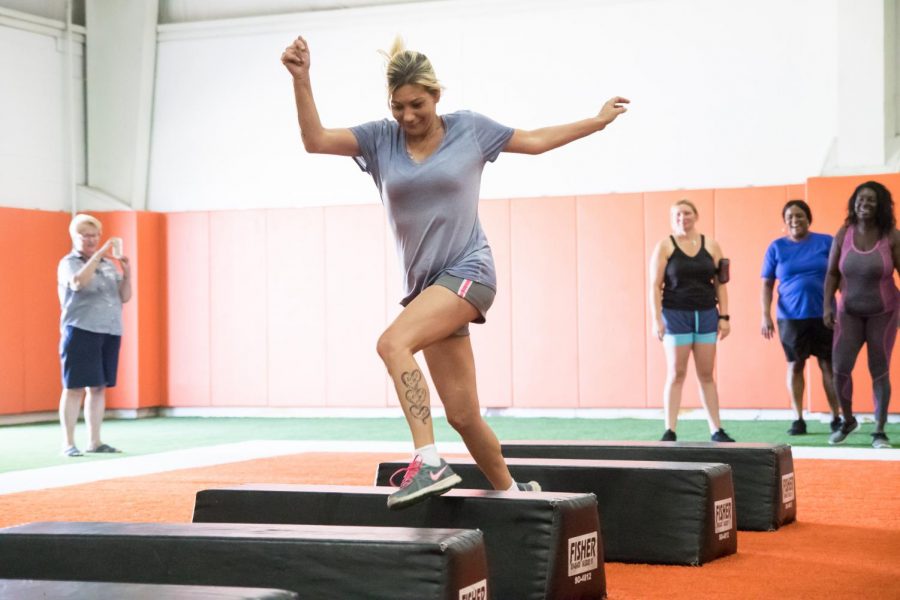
[281,36,359,156]
[504,96,629,155]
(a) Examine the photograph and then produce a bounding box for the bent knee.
[376,331,410,364]
[446,408,482,433]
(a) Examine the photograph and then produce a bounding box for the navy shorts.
[777,318,833,362]
[661,307,719,347]
[60,326,121,389]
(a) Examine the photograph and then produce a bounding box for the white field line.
[0,441,468,496]
[0,440,895,496]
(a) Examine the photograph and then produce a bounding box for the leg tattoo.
[401,369,430,424]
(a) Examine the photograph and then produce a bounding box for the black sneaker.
[828,417,859,445]
[787,419,807,435]
[830,417,842,433]
[660,429,677,442]
[711,429,735,443]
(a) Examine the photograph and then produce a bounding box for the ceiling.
[0,0,437,26]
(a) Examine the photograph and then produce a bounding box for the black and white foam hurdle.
[192,483,605,600]
[0,579,298,599]
[502,441,796,531]
[376,457,737,565]
[0,522,489,600]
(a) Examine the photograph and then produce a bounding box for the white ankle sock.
[506,480,518,491]
[415,444,441,467]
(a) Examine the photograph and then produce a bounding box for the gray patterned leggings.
[832,308,898,431]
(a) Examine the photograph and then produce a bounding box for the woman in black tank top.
[649,200,734,442]
[663,234,718,310]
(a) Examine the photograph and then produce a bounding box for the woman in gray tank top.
[282,35,628,509]
[824,181,900,448]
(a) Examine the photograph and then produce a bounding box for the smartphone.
[718,258,730,283]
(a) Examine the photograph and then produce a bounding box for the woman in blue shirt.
[760,200,841,435]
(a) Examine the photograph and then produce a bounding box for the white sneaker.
[515,480,542,492]
[872,434,892,449]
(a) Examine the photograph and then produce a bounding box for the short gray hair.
[69,213,102,238]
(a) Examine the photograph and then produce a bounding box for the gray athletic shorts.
[433,274,496,336]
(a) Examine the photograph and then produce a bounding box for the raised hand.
[97,239,114,257]
[281,35,311,80]
[598,96,630,127]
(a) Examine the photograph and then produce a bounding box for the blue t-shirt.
[351,110,514,305]
[760,232,833,320]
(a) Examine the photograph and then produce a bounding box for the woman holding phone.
[57,214,130,457]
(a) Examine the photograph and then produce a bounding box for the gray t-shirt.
[351,110,514,305]
[57,250,124,335]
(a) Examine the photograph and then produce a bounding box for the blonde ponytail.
[379,35,441,98]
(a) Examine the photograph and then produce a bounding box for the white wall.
[85,0,158,209]
[0,10,84,211]
[148,0,844,211]
[836,0,886,168]
[2,0,888,213]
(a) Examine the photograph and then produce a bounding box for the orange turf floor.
[0,454,898,600]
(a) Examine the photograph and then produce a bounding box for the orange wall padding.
[0,209,69,415]
[1,174,898,415]
[92,211,167,411]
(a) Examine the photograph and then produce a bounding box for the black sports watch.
[718,315,730,321]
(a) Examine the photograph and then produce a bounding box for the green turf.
[0,416,888,474]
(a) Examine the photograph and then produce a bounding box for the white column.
[834,0,893,170]
[84,0,158,210]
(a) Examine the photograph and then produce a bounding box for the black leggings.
[832,308,898,429]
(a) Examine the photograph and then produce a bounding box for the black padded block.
[502,440,796,531]
[0,522,488,600]
[192,484,605,600]
[0,579,298,599]
[376,457,737,565]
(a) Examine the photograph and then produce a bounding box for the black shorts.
[777,318,833,362]
[60,326,122,389]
